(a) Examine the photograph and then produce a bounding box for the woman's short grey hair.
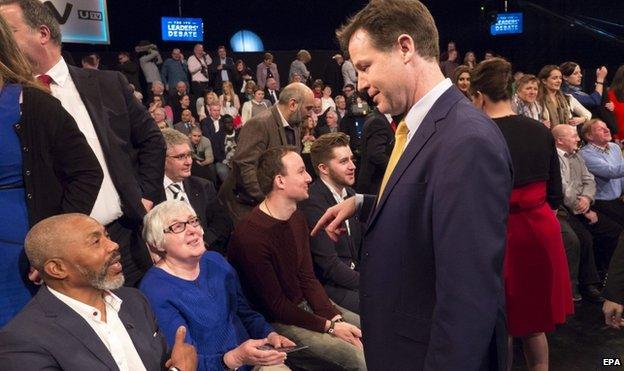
[142,200,198,256]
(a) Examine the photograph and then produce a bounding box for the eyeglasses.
[167,152,193,161]
[163,216,201,234]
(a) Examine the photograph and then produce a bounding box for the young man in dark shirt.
[228,146,366,371]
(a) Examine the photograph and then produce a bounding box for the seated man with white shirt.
[0,213,197,371]
[162,129,232,255]
[299,133,363,313]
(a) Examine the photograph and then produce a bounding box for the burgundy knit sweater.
[228,206,341,333]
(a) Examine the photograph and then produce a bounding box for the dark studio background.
[64,0,623,86]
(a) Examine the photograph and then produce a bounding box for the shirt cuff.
[355,193,363,213]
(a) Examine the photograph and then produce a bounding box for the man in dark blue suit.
[313,0,513,370]
[0,214,197,371]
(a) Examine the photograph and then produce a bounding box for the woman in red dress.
[608,65,624,142]
[470,58,574,371]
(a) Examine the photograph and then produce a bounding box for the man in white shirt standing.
[0,0,166,286]
[0,213,197,371]
[187,43,212,98]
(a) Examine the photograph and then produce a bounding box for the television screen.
[161,17,203,42]
[490,12,523,36]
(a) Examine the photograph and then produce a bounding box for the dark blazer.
[264,88,280,105]
[68,66,166,223]
[358,87,512,370]
[299,181,361,295]
[183,176,233,255]
[218,105,301,223]
[0,286,168,371]
[356,110,394,194]
[17,86,103,226]
[200,117,227,162]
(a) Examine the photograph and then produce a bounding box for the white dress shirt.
[43,58,122,225]
[164,175,192,207]
[220,58,229,81]
[403,78,453,146]
[47,287,147,371]
[321,178,351,236]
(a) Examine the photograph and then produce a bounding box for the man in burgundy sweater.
[228,146,366,370]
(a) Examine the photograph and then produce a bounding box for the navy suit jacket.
[0,286,168,371]
[359,87,512,370]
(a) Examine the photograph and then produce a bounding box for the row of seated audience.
[3,0,624,370]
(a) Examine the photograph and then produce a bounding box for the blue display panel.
[161,17,204,42]
[490,12,523,36]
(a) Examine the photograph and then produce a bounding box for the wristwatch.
[327,319,337,335]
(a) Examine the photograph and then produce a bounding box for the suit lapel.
[68,66,111,154]
[184,179,203,216]
[270,105,288,145]
[37,287,119,370]
[368,87,463,226]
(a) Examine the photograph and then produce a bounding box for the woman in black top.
[469,58,573,371]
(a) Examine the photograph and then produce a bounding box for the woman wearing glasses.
[140,200,294,371]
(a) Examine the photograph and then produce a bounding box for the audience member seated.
[580,119,624,228]
[265,77,280,106]
[561,62,611,113]
[152,107,169,130]
[200,104,232,185]
[608,65,624,143]
[140,200,292,371]
[173,109,196,135]
[219,83,312,223]
[149,95,174,125]
[312,79,324,99]
[289,49,312,84]
[0,214,197,371]
[228,146,366,370]
[334,94,348,121]
[553,124,618,301]
[290,73,303,84]
[300,133,362,314]
[162,129,232,254]
[220,81,241,117]
[161,48,189,97]
[356,108,394,194]
[197,90,219,121]
[148,80,168,105]
[452,65,470,98]
[315,109,340,137]
[241,87,271,125]
[321,85,336,111]
[189,126,216,180]
[240,79,256,103]
[256,52,280,90]
[511,74,544,123]
[173,93,198,124]
[537,65,591,127]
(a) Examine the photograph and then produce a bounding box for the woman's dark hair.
[611,65,624,102]
[559,61,578,78]
[468,58,513,102]
[452,65,470,85]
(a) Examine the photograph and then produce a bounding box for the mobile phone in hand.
[257,344,309,353]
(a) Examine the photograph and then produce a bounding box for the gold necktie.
[377,120,409,202]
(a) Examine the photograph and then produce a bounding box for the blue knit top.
[139,252,274,371]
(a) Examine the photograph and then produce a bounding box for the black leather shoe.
[581,285,605,303]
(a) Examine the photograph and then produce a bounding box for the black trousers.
[559,213,599,289]
[106,217,151,287]
[591,199,624,270]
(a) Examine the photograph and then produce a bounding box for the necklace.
[263,200,274,217]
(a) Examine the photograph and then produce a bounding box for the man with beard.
[0,214,197,371]
[300,133,362,314]
[219,83,315,223]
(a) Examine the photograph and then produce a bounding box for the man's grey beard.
[75,253,124,291]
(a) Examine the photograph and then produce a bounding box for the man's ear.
[397,34,415,63]
[43,258,69,280]
[317,163,329,176]
[38,24,53,46]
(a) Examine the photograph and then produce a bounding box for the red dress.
[504,181,574,337]
[608,90,624,140]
